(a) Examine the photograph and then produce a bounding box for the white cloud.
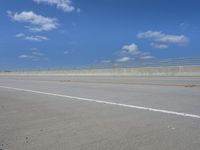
[116,43,154,62]
[33,0,75,12]
[106,42,155,64]
[138,31,161,39]
[31,48,38,51]
[150,42,169,49]
[32,52,44,56]
[25,35,48,41]
[19,54,34,59]
[19,51,46,61]
[15,33,48,42]
[138,30,189,45]
[16,33,25,37]
[101,60,111,63]
[116,56,131,62]
[8,11,58,32]
[122,43,140,55]
[140,55,154,60]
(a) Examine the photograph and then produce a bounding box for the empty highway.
[0,76,200,150]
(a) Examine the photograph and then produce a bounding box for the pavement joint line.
[0,85,200,119]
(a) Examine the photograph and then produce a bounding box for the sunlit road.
[0,76,200,150]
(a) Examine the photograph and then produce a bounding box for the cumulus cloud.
[121,43,140,55]
[116,56,131,62]
[116,43,154,62]
[25,35,48,41]
[103,43,154,64]
[137,30,189,45]
[33,0,75,12]
[150,42,168,49]
[8,11,58,32]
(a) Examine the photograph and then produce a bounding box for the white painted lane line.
[0,85,200,119]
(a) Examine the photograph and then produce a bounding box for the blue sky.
[1,0,200,70]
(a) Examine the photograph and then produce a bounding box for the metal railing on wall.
[118,57,200,68]
[1,57,200,72]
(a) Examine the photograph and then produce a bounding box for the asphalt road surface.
[0,76,200,150]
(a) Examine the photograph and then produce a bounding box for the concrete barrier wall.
[1,66,200,77]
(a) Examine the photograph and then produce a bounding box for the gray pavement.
[0,76,200,150]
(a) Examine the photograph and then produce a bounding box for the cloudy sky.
[1,0,200,70]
